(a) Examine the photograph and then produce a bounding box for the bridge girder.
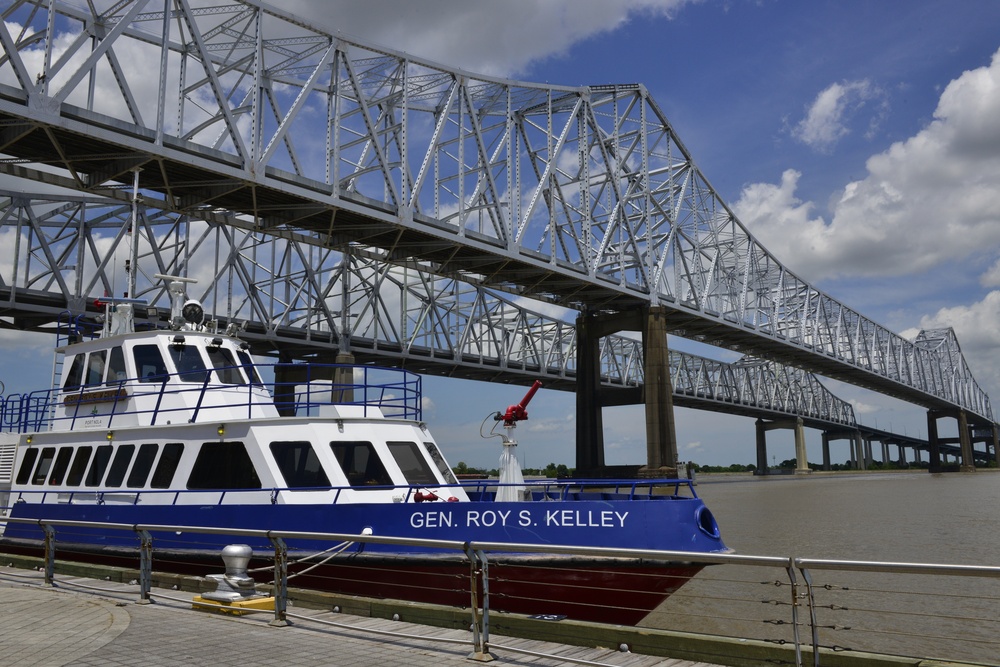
[0,189,855,430]
[0,0,991,423]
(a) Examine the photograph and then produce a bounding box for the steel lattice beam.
[0,0,991,422]
[0,189,855,428]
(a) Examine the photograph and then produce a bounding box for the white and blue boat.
[0,278,728,624]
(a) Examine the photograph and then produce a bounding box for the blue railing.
[0,363,422,433]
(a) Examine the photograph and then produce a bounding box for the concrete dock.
[0,566,725,667]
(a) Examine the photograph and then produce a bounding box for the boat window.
[206,345,246,385]
[187,441,261,489]
[85,444,113,486]
[422,442,458,484]
[63,355,85,390]
[127,444,159,488]
[106,347,128,385]
[329,441,393,488]
[236,350,264,386]
[150,443,183,488]
[86,350,107,386]
[105,444,135,487]
[66,447,93,486]
[270,441,330,488]
[48,447,74,485]
[31,447,56,485]
[387,441,437,485]
[134,345,169,383]
[168,345,209,383]
[15,448,39,485]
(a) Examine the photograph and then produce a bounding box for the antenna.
[127,168,141,299]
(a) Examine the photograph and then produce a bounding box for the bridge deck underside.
[0,110,644,309]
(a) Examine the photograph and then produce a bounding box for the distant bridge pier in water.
[575,307,679,477]
[820,429,865,471]
[926,409,1000,471]
[755,418,811,475]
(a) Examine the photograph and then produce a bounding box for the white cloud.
[913,291,1000,407]
[282,0,695,77]
[792,79,887,152]
[737,48,1000,282]
[980,258,1000,288]
[731,169,831,276]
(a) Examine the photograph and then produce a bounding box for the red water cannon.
[495,380,542,427]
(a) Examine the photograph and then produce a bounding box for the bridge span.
[0,0,994,472]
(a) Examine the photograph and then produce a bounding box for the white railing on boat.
[0,364,422,433]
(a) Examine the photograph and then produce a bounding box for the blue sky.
[296,0,1000,470]
[4,1,1000,470]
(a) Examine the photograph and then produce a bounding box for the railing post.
[268,535,289,627]
[784,563,803,667]
[41,523,55,587]
[464,544,494,662]
[798,565,820,667]
[137,529,153,604]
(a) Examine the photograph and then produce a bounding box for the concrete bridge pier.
[957,410,976,472]
[991,425,999,466]
[755,418,811,474]
[820,429,866,470]
[575,311,606,473]
[926,410,943,472]
[970,423,999,467]
[927,409,977,472]
[639,307,679,477]
[853,433,867,470]
[574,306,678,477]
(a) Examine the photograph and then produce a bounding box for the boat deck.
[0,566,724,667]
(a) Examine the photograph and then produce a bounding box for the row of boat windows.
[16,439,454,491]
[64,342,261,389]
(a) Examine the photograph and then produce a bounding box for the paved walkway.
[0,567,724,667]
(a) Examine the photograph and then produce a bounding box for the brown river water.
[644,470,1000,663]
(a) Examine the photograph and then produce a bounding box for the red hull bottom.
[290,558,703,624]
[0,541,702,625]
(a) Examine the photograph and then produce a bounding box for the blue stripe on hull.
[7,498,725,556]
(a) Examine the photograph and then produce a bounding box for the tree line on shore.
[452,457,994,478]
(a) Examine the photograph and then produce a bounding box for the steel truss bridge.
[0,0,993,467]
[0,189,855,432]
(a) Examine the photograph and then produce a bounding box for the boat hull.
[2,496,721,624]
[0,536,702,625]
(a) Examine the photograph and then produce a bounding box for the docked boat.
[0,278,728,624]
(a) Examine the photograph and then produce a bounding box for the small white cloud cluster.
[791,79,888,153]
[738,48,1000,283]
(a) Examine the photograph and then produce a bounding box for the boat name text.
[409,509,629,529]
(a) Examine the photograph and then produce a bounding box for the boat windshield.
[237,349,264,386]
[133,344,169,383]
[167,344,209,383]
[387,441,437,485]
[330,441,393,488]
[205,345,246,385]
